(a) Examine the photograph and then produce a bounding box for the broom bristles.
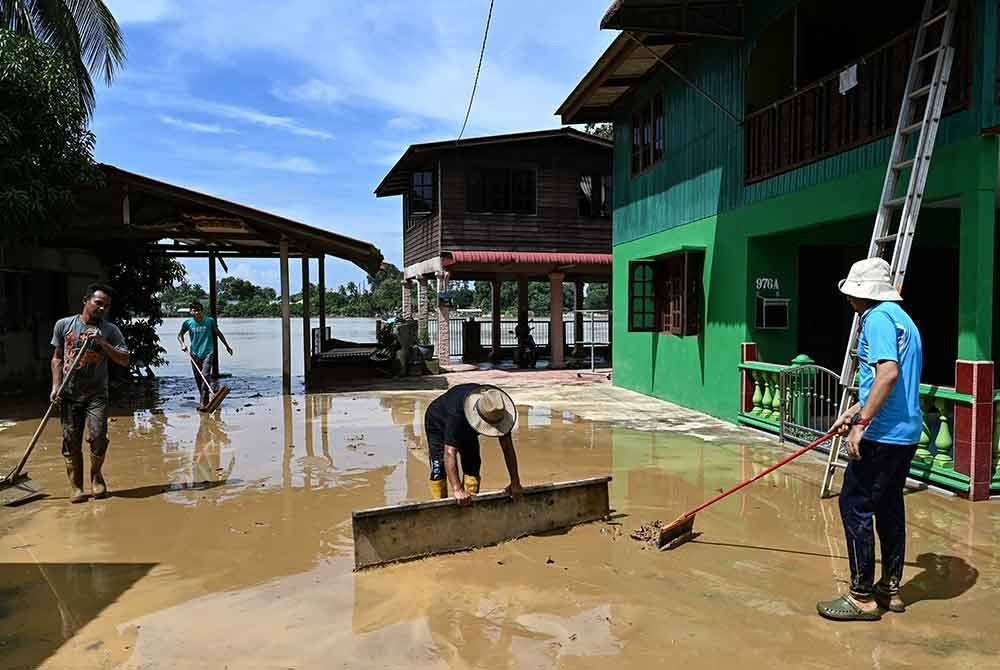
[656,514,696,550]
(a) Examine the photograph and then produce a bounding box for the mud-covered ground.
[1,371,997,669]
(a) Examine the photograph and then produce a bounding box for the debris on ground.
[630,520,665,545]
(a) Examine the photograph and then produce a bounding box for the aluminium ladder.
[819,0,959,498]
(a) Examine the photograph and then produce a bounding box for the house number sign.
[755,277,780,292]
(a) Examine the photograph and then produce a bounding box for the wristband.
[854,416,871,427]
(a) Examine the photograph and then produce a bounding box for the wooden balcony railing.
[744,10,972,184]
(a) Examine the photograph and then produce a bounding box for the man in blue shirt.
[177,302,234,411]
[817,258,923,622]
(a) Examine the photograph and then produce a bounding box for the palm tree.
[1,0,126,116]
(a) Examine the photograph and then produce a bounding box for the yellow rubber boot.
[463,475,481,495]
[428,479,447,499]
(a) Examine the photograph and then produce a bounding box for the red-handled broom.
[657,429,839,550]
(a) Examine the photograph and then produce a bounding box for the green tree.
[584,122,613,140]
[1,0,125,117]
[0,30,103,244]
[218,276,259,302]
[102,244,186,374]
[584,283,609,310]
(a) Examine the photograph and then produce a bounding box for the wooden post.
[573,279,584,357]
[490,278,502,361]
[317,256,326,352]
[208,252,219,378]
[549,272,565,369]
[302,257,311,381]
[280,239,291,395]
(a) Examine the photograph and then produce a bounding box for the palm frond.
[0,0,125,116]
[66,0,125,84]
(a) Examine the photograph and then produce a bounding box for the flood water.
[157,317,377,379]
[1,382,999,669]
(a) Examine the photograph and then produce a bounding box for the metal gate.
[779,364,841,446]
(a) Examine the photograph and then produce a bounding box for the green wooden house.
[559,0,1000,499]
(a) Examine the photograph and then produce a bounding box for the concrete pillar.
[517,277,529,332]
[302,257,311,379]
[490,278,502,361]
[573,279,585,357]
[435,271,450,362]
[417,277,429,338]
[401,279,412,319]
[317,256,326,350]
[957,188,994,360]
[954,360,994,501]
[280,239,291,395]
[549,272,565,369]
[740,342,759,414]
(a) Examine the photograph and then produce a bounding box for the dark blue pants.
[839,440,917,598]
[190,352,215,405]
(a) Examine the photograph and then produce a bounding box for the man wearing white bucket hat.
[423,383,522,504]
[817,258,923,622]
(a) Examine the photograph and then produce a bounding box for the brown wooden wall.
[402,209,440,267]
[401,137,612,269]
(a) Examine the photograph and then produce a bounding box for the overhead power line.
[458,0,495,141]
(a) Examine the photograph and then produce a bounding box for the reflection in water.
[192,413,235,486]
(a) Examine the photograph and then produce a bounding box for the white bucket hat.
[838,258,902,302]
[463,385,517,437]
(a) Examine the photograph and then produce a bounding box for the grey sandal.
[875,586,905,613]
[816,595,882,621]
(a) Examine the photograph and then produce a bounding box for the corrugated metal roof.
[443,251,612,266]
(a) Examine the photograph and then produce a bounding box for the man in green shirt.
[177,302,234,411]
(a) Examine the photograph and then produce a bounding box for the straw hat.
[463,385,517,437]
[837,258,902,302]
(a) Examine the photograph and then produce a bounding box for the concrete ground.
[1,370,998,669]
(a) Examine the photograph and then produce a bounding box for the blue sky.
[95,0,616,293]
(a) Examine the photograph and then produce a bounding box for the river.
[157,317,378,378]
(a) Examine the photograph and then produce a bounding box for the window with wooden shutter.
[628,251,704,336]
[628,262,657,332]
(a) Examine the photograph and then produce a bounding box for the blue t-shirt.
[179,316,217,358]
[857,302,923,444]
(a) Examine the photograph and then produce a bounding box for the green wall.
[613,136,997,421]
[612,0,1000,247]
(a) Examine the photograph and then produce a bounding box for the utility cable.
[458,0,495,141]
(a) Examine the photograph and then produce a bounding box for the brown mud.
[1,378,998,669]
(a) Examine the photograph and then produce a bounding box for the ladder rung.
[901,121,923,135]
[893,158,915,171]
[876,233,899,245]
[924,10,949,27]
[846,385,859,394]
[830,461,847,470]
[910,83,933,99]
[916,46,943,63]
[885,196,908,208]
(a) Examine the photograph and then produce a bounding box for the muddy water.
[1,385,999,669]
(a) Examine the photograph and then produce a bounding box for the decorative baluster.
[914,395,933,466]
[751,371,764,416]
[770,371,782,420]
[932,400,954,470]
[760,372,773,420]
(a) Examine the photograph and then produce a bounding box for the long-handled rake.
[656,429,839,550]
[0,340,92,505]
[187,351,230,413]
